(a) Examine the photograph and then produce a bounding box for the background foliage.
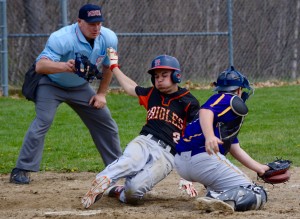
[3,0,300,91]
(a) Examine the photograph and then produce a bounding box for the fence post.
[227,0,234,67]
[0,0,8,96]
[60,0,68,27]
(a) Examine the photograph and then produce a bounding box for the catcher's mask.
[148,55,181,84]
[213,66,254,101]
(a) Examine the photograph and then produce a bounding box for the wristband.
[110,64,119,71]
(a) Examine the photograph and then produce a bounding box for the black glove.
[258,158,292,184]
[75,53,103,82]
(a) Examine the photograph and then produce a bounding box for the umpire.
[10,4,122,184]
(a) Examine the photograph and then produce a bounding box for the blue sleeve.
[37,34,67,62]
[38,30,77,62]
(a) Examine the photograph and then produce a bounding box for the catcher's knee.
[207,185,267,211]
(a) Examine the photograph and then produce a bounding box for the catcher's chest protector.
[218,95,248,154]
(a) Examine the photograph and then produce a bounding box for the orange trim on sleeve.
[138,87,154,109]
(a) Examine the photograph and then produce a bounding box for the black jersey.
[136,86,200,148]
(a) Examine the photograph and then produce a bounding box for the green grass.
[0,85,299,174]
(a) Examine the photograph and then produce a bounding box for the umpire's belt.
[145,134,176,156]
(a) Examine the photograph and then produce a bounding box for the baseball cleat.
[194,197,234,213]
[105,185,125,199]
[81,176,111,208]
[10,168,30,184]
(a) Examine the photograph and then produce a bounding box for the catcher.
[174,67,291,212]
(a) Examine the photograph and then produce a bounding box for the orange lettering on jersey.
[159,107,166,120]
[148,107,156,120]
[153,106,159,119]
[171,113,183,130]
[165,109,172,123]
[147,106,184,130]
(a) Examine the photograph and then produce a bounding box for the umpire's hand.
[89,93,107,109]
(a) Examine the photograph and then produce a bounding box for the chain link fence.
[1,0,300,95]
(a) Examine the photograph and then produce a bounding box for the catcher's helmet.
[214,66,252,91]
[213,66,254,101]
[148,55,181,83]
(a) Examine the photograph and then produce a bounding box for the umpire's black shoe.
[10,168,30,184]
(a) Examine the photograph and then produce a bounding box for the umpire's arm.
[35,58,75,74]
[97,66,113,95]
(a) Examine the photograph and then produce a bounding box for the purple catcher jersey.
[176,93,240,155]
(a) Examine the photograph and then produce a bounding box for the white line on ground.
[44,210,102,217]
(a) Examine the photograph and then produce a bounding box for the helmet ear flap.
[151,70,181,85]
[171,70,181,83]
[151,75,155,85]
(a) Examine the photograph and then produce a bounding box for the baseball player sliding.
[81,48,200,208]
[174,67,270,212]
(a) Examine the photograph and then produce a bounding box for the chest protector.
[218,95,248,154]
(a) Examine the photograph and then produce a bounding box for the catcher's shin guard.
[207,185,267,211]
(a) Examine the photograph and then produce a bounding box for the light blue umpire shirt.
[36,23,118,87]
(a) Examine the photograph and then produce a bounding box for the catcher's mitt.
[258,159,292,184]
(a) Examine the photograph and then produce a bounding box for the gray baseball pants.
[174,151,253,192]
[16,76,122,171]
[96,134,174,202]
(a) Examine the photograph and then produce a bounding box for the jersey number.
[173,132,180,144]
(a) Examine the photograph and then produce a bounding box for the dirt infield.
[0,167,299,219]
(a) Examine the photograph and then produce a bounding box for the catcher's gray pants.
[174,151,253,192]
[16,76,122,172]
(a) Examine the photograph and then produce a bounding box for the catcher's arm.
[229,143,269,175]
[230,143,292,184]
[199,109,223,155]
